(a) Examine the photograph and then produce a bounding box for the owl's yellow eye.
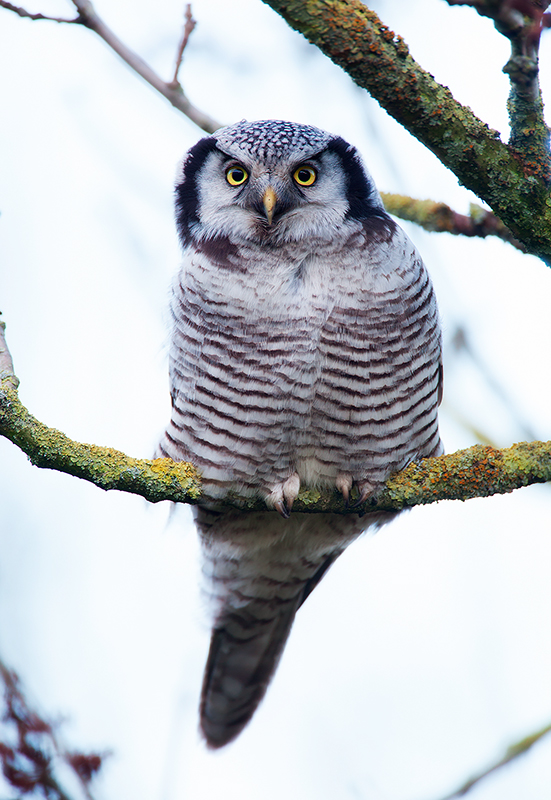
[226,166,249,186]
[293,165,317,186]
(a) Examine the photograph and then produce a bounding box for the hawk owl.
[158,119,443,748]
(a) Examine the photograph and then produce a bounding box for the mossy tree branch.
[380,193,526,251]
[0,4,548,506]
[446,0,551,180]
[0,322,549,515]
[260,0,551,260]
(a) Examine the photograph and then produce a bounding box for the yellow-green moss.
[2,382,550,513]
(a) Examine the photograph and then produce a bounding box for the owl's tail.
[196,507,351,749]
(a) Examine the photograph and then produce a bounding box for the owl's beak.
[262,186,277,225]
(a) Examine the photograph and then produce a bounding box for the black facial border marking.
[175,136,221,247]
[175,130,394,248]
[326,136,388,221]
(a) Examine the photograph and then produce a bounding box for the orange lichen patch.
[2,383,551,512]
[380,442,551,512]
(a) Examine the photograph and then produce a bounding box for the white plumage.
[158,120,443,747]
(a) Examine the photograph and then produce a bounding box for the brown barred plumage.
[158,120,443,748]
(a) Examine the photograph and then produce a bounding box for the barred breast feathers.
[158,218,442,502]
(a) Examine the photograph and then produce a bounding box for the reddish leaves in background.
[0,661,106,799]
[65,754,103,786]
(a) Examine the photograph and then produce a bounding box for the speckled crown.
[213,119,334,164]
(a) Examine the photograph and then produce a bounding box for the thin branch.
[0,320,550,513]
[0,1,77,23]
[168,3,197,89]
[437,721,551,799]
[445,0,551,183]
[260,0,551,261]
[0,0,221,134]
[380,193,526,251]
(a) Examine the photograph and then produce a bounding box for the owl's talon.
[265,473,300,518]
[273,499,290,519]
[336,473,353,507]
[282,472,300,512]
[351,480,375,509]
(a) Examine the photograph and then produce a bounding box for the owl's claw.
[266,472,300,518]
[282,472,300,512]
[351,480,375,508]
[336,473,353,507]
[272,498,291,519]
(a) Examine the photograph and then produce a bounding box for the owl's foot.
[352,479,376,508]
[335,473,354,506]
[336,474,375,507]
[265,472,301,518]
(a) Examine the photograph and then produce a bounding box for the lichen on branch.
[0,385,202,505]
[446,0,551,183]
[260,0,551,260]
[0,322,549,515]
[380,193,526,251]
[0,322,201,504]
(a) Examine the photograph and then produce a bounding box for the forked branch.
[445,0,551,182]
[0,0,221,133]
[168,3,197,89]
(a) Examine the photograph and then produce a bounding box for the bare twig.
[168,3,197,89]
[437,721,551,799]
[380,194,526,252]
[0,0,77,23]
[0,319,19,392]
[0,0,221,133]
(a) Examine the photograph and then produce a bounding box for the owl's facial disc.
[175,122,387,249]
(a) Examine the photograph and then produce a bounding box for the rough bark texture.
[261,0,551,260]
[380,193,526,251]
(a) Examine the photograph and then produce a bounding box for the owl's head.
[175,120,386,248]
